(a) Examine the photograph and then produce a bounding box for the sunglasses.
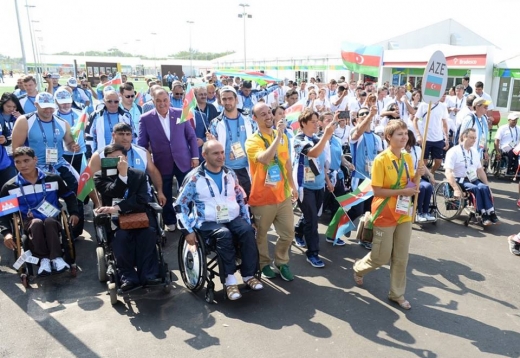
[174,92,183,95]
[358,112,369,117]
[124,94,135,99]
[106,100,120,104]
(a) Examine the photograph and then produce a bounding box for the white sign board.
[421,51,448,104]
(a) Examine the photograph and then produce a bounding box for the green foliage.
[168,50,235,60]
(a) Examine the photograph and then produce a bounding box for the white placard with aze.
[421,51,448,104]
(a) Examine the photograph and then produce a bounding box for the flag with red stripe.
[341,43,383,77]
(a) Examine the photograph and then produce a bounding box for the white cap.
[54,87,72,104]
[35,92,56,109]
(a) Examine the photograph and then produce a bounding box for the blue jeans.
[461,179,494,212]
[417,178,433,214]
[162,163,187,226]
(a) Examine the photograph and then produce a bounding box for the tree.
[168,50,235,61]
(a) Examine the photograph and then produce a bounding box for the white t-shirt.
[313,98,330,112]
[348,98,364,113]
[334,125,351,145]
[494,124,520,152]
[329,95,348,112]
[445,95,465,121]
[475,92,495,110]
[444,145,482,178]
[456,106,472,128]
[415,102,449,142]
[298,89,308,101]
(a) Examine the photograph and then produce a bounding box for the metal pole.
[14,0,27,73]
[243,13,246,70]
[25,1,38,88]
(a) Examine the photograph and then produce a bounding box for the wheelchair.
[434,181,483,227]
[489,149,520,180]
[94,202,173,305]
[412,179,438,225]
[12,208,77,288]
[178,230,261,304]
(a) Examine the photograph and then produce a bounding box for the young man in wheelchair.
[0,146,79,275]
[175,139,262,301]
[444,128,500,226]
[94,144,160,291]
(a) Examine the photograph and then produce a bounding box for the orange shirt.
[370,149,415,227]
[245,131,291,206]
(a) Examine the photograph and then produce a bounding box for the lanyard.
[422,103,439,118]
[18,176,47,213]
[223,115,242,141]
[509,126,518,142]
[36,116,57,148]
[27,96,36,106]
[455,97,462,109]
[392,159,410,182]
[58,110,75,127]
[128,148,135,168]
[204,172,228,197]
[460,145,473,168]
[104,112,119,133]
[412,146,418,170]
[328,90,336,99]
[257,132,279,163]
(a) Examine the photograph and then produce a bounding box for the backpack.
[454,113,476,145]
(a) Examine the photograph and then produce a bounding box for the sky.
[2,0,520,62]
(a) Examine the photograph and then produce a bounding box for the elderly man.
[170,81,184,108]
[138,88,198,231]
[193,86,219,160]
[445,128,499,226]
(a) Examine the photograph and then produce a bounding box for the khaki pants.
[251,198,294,268]
[353,221,412,301]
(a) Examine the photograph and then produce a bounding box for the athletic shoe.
[481,214,492,226]
[508,236,520,256]
[261,265,276,279]
[38,258,52,276]
[425,213,437,221]
[294,236,306,247]
[489,212,499,224]
[277,264,294,281]
[416,214,427,222]
[306,255,325,268]
[52,257,70,272]
[326,237,346,246]
[358,240,372,250]
[165,224,176,232]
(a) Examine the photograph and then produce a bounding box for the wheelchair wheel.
[490,149,508,178]
[96,246,108,282]
[108,282,118,305]
[205,287,215,303]
[178,233,207,292]
[434,182,464,220]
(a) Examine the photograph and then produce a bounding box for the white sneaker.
[52,257,70,272]
[165,224,176,232]
[425,213,437,221]
[416,214,427,223]
[38,258,52,276]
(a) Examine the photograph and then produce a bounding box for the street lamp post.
[151,32,157,78]
[238,3,252,70]
[14,0,27,73]
[25,2,37,78]
[187,21,194,78]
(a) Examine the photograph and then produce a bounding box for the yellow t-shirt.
[370,149,415,227]
[245,131,290,206]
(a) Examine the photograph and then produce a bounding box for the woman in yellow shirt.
[353,120,425,310]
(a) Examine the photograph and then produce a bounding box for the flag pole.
[412,101,432,220]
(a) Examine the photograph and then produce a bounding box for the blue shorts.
[424,140,445,160]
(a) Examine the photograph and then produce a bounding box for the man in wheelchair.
[0,147,79,275]
[175,140,262,301]
[444,128,500,226]
[494,112,520,176]
[94,144,160,291]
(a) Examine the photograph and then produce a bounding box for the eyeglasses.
[358,112,369,117]
[106,100,120,104]
[124,94,135,99]
[174,92,183,96]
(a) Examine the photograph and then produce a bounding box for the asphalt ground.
[1,176,520,358]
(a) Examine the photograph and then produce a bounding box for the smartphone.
[101,157,120,168]
[338,111,350,120]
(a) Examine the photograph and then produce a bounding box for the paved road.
[1,177,520,358]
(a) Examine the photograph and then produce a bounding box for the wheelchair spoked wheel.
[96,246,108,282]
[61,211,77,277]
[178,233,207,293]
[489,149,509,179]
[434,182,464,220]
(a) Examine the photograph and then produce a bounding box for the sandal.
[225,285,242,301]
[353,260,363,286]
[389,298,412,310]
[245,277,263,291]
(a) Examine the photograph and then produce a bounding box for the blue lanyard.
[36,116,57,148]
[104,112,119,133]
[204,172,228,197]
[460,145,473,168]
[392,159,410,182]
[223,115,242,141]
[58,110,75,127]
[18,175,47,213]
[128,148,135,168]
[509,127,518,142]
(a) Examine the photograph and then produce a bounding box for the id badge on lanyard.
[265,164,281,186]
[215,204,230,223]
[466,169,478,182]
[230,142,245,160]
[36,199,60,218]
[395,195,411,215]
[46,148,58,164]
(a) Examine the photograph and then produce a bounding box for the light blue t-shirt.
[205,168,223,193]
[223,116,248,170]
[351,131,378,179]
[27,115,67,170]
[22,96,37,113]
[293,133,326,190]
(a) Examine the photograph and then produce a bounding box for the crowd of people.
[1,70,519,307]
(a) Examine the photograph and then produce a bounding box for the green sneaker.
[277,264,294,282]
[261,265,276,279]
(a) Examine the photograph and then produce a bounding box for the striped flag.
[214,70,281,86]
[70,107,89,142]
[0,195,19,217]
[96,72,122,93]
[341,42,383,77]
[77,155,94,201]
[424,74,443,97]
[336,179,373,208]
[325,208,356,244]
[179,85,197,124]
[285,101,305,133]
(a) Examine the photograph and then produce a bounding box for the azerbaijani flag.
[71,107,89,142]
[285,101,304,133]
[179,85,197,124]
[134,91,144,107]
[336,179,373,208]
[77,155,94,201]
[325,208,356,245]
[214,70,281,86]
[0,195,19,217]
[341,42,383,77]
[96,72,122,93]
[424,74,443,97]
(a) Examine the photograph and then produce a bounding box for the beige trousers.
[353,221,412,301]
